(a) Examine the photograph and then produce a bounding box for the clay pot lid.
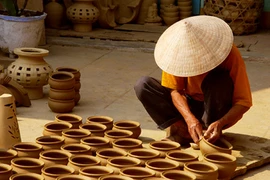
[14,48,49,57]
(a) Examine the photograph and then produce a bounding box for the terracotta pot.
[120,167,156,179]
[56,175,92,180]
[128,148,160,166]
[55,67,81,81]
[161,170,196,180]
[183,161,218,180]
[11,157,45,174]
[106,157,141,174]
[39,149,72,167]
[96,148,127,166]
[79,166,114,180]
[112,138,143,152]
[41,164,75,180]
[104,130,133,144]
[80,136,111,155]
[0,163,12,180]
[165,150,199,169]
[44,0,65,29]
[79,122,107,137]
[9,173,45,180]
[149,141,181,158]
[12,142,43,158]
[36,135,65,150]
[86,116,114,130]
[55,114,83,129]
[145,158,180,177]
[62,129,91,144]
[98,175,133,180]
[61,143,92,156]
[49,88,75,100]
[0,149,18,165]
[199,137,233,155]
[43,121,73,136]
[203,152,237,180]
[48,98,75,113]
[113,120,141,138]
[68,155,101,174]
[48,71,75,90]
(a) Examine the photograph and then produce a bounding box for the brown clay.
[0,163,12,180]
[0,149,18,165]
[104,129,133,143]
[43,121,73,136]
[112,120,141,138]
[80,136,111,154]
[165,150,199,169]
[67,155,101,174]
[161,170,196,180]
[145,158,180,177]
[79,122,107,137]
[86,116,114,130]
[127,148,160,166]
[9,173,45,180]
[106,156,141,174]
[112,138,143,152]
[149,140,181,157]
[55,114,83,129]
[41,164,75,180]
[119,167,156,179]
[79,165,114,179]
[96,148,127,166]
[199,137,233,155]
[39,149,72,167]
[35,135,65,150]
[61,143,92,156]
[12,142,43,158]
[48,98,75,113]
[11,157,45,174]
[48,72,75,90]
[62,129,91,144]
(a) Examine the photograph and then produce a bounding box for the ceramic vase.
[79,166,114,179]
[112,120,141,138]
[0,94,21,149]
[145,158,180,177]
[55,114,83,129]
[0,149,18,165]
[39,149,72,167]
[62,129,91,144]
[149,140,181,158]
[56,175,92,180]
[104,129,133,144]
[79,122,107,137]
[66,0,100,32]
[41,164,75,180]
[98,175,133,180]
[112,138,143,152]
[86,116,114,130]
[199,137,233,155]
[0,163,12,180]
[45,0,65,29]
[165,150,199,169]
[67,155,101,174]
[9,173,45,180]
[12,142,43,158]
[106,157,141,175]
[35,135,65,150]
[96,148,127,166]
[7,48,53,99]
[127,148,160,166]
[61,143,92,156]
[161,170,196,180]
[80,136,111,155]
[11,157,45,174]
[120,167,156,179]
[43,121,73,136]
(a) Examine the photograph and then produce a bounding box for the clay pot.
[68,155,101,174]
[104,130,133,144]
[79,166,114,180]
[163,11,179,17]
[178,1,192,6]
[11,157,45,174]
[41,164,75,180]
[36,136,65,150]
[48,72,75,90]
[55,67,81,81]
[128,148,160,166]
[0,149,18,165]
[161,170,196,180]
[165,150,199,169]
[43,121,73,136]
[48,98,75,113]
[79,123,107,137]
[44,0,65,29]
[120,167,156,179]
[112,138,143,152]
[96,148,127,166]
[55,114,83,129]
[163,16,179,26]
[203,152,237,180]
[49,88,75,100]
[12,142,43,158]
[145,158,180,177]
[61,143,92,156]
[199,137,233,155]
[86,116,114,130]
[113,120,141,138]
[183,161,218,180]
[9,173,45,180]
[39,149,72,167]
[80,136,111,155]
[0,163,12,180]
[98,175,133,180]
[56,175,92,180]
[106,157,141,174]
[149,141,181,157]
[62,129,91,144]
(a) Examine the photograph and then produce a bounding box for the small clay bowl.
[55,67,81,80]
[112,138,143,152]
[43,121,73,136]
[0,149,18,165]
[41,164,75,179]
[12,142,43,158]
[96,148,127,166]
[165,150,199,169]
[48,98,75,113]
[128,148,161,166]
[104,129,133,144]
[80,136,111,154]
[49,88,75,100]
[39,149,72,168]
[9,173,45,180]
[149,140,181,157]
[36,136,65,150]
[145,158,180,177]
[62,129,91,144]
[68,154,101,174]
[106,156,141,175]
[61,143,92,156]
[184,161,218,180]
[199,137,233,155]
[11,157,45,174]
[86,116,114,130]
[161,170,196,180]
[113,120,141,138]
[79,122,107,137]
[120,166,156,179]
[55,114,83,129]
[79,165,114,179]
[48,71,75,90]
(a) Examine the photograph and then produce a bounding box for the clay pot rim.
[80,136,110,145]
[69,155,100,166]
[55,67,80,74]
[86,116,114,124]
[98,175,133,180]
[120,166,156,178]
[41,164,75,176]
[149,141,181,150]
[96,148,128,158]
[56,174,92,180]
[113,120,141,129]
[112,138,142,148]
[203,152,237,163]
[0,149,18,159]
[161,170,196,179]
[50,71,75,81]
[128,148,161,159]
[79,122,107,132]
[184,161,218,173]
[0,163,12,172]
[44,121,73,132]
[40,149,72,160]
[62,129,91,137]
[55,114,83,123]
[12,142,43,152]
[79,165,114,176]
[61,143,91,153]
[36,135,65,145]
[10,173,45,179]
[14,47,49,57]
[145,158,180,170]
[165,150,199,161]
[11,157,45,168]
[200,137,233,151]
[105,129,133,138]
[107,157,141,167]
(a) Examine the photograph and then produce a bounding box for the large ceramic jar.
[7,48,53,100]
[66,0,100,32]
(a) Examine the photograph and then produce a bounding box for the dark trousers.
[134,69,234,130]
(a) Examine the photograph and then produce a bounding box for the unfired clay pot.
[48,98,75,113]
[35,135,65,150]
[12,142,43,158]
[0,149,18,165]
[127,148,160,166]
[61,143,92,156]
[48,72,75,90]
[98,175,133,180]
[56,174,92,180]
[79,122,107,137]
[43,121,73,136]
[62,129,91,144]
[80,136,111,155]
[149,140,181,157]
[86,116,114,130]
[55,67,81,81]
[161,170,196,180]
[112,138,143,152]
[199,137,233,155]
[55,114,83,129]
[165,150,199,169]
[112,120,141,138]
[106,156,141,175]
[39,149,72,167]
[41,164,75,180]
[96,148,127,166]
[11,157,45,174]
[0,163,12,180]
[79,166,114,179]
[104,130,133,143]
[119,167,156,179]
[9,173,45,180]
[145,158,180,177]
[67,155,101,174]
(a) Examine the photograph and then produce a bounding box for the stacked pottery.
[177,0,192,20]
[162,4,180,26]
[48,71,76,113]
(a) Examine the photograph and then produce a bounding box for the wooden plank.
[114,24,168,33]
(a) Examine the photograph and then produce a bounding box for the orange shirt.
[161,45,252,108]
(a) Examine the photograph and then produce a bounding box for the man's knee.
[134,76,151,99]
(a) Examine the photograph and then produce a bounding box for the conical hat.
[154,15,233,77]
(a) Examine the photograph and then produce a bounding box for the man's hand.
[186,119,203,144]
[204,120,223,143]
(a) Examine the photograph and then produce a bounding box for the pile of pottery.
[177,0,193,20]
[0,113,238,180]
[160,0,180,26]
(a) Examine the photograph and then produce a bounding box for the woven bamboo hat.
[154,15,234,77]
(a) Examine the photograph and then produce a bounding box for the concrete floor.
[0,30,270,179]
